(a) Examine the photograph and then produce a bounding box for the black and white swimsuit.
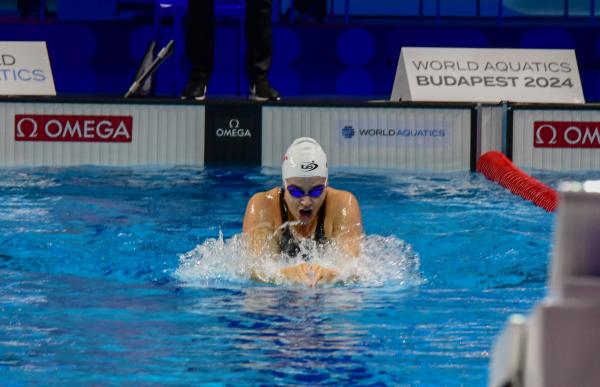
[278,188,327,259]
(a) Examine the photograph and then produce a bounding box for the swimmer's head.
[282,137,328,184]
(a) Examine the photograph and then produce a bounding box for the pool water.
[0,166,590,385]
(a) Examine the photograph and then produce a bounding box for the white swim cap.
[282,137,328,183]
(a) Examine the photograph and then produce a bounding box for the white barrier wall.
[511,108,600,171]
[262,106,474,172]
[4,100,598,172]
[479,105,504,155]
[0,102,204,166]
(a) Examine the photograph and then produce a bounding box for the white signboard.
[262,106,472,172]
[0,42,56,96]
[391,47,584,104]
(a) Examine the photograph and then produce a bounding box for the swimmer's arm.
[242,193,294,284]
[242,193,279,257]
[243,192,282,282]
[244,222,279,258]
[244,225,280,283]
[332,192,363,257]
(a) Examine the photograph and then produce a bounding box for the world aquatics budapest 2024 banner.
[391,47,584,104]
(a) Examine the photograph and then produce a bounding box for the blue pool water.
[1,166,593,385]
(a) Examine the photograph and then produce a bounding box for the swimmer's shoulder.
[324,187,362,238]
[248,187,281,207]
[245,187,282,223]
[326,187,360,209]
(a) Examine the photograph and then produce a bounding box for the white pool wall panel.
[512,109,600,171]
[0,103,205,167]
[480,105,504,155]
[262,106,473,172]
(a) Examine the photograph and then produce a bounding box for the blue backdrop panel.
[2,20,600,101]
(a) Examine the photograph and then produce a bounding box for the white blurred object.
[489,314,527,387]
[490,181,600,387]
[551,181,600,297]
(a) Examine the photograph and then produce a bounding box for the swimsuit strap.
[279,187,288,223]
[314,196,326,244]
[279,188,300,257]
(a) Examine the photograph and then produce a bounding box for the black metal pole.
[125,40,175,98]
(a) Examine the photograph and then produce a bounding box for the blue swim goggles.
[286,184,326,198]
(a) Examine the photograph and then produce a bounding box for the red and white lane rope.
[476,151,558,212]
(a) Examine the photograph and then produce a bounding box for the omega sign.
[216,118,251,138]
[15,114,133,143]
[534,121,600,148]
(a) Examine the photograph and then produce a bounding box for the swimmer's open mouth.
[299,208,313,218]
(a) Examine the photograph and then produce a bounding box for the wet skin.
[243,176,363,286]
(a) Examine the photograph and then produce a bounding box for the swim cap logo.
[342,125,355,139]
[301,161,318,171]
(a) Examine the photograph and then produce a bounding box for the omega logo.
[534,121,600,148]
[534,124,557,145]
[228,119,239,129]
[216,117,251,138]
[14,114,133,143]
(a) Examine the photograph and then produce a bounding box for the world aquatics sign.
[391,47,584,103]
[0,41,56,96]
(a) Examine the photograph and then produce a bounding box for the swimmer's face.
[284,176,328,224]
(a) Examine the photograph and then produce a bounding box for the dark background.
[3,0,600,101]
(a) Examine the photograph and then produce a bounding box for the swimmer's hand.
[280,263,339,287]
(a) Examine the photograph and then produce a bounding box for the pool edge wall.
[1,97,599,172]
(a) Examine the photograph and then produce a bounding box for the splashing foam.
[174,231,422,288]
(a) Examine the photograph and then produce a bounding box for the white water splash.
[174,231,422,288]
